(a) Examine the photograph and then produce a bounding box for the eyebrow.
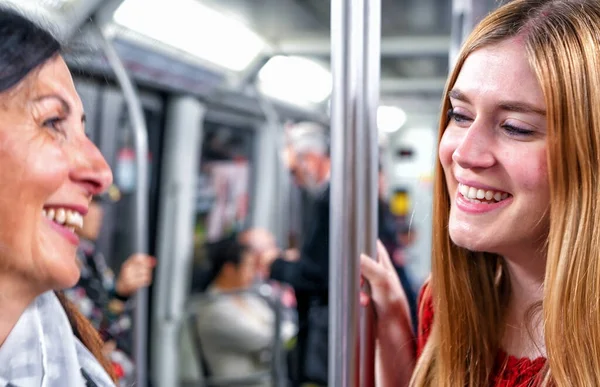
[448,89,546,116]
[34,94,86,123]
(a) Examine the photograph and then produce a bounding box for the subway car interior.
[4,0,501,386]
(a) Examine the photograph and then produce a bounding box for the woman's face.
[0,55,112,293]
[439,39,550,259]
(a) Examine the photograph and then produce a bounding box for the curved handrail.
[91,21,150,387]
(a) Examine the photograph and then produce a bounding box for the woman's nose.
[451,123,495,169]
[69,137,113,196]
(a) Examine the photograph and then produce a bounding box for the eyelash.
[446,108,535,137]
[43,117,66,134]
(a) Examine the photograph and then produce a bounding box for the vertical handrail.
[329,1,359,385]
[360,0,381,385]
[330,0,381,386]
[93,23,150,387]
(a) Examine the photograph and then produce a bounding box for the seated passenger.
[0,8,117,385]
[64,194,156,383]
[195,233,280,385]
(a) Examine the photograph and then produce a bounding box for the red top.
[417,286,546,386]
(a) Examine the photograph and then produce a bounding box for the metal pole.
[360,0,381,384]
[330,0,380,385]
[93,23,150,387]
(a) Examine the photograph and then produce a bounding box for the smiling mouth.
[42,207,84,232]
[458,183,512,204]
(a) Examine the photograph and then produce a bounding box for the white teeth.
[55,209,66,224]
[458,183,510,203]
[468,187,477,199]
[42,207,84,229]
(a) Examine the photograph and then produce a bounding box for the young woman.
[361,0,600,385]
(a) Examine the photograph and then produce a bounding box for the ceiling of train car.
[200,0,453,96]
[13,0,503,126]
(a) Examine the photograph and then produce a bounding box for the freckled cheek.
[515,149,548,194]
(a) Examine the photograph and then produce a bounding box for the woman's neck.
[0,275,38,346]
[501,250,546,359]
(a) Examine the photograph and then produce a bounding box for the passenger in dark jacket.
[261,122,331,386]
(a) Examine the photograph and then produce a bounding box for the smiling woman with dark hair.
[0,7,116,386]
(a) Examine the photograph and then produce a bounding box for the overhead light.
[113,0,265,71]
[37,0,72,9]
[377,106,407,133]
[257,55,332,105]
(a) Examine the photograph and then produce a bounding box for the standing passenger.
[261,122,331,386]
[65,194,156,384]
[361,1,600,386]
[0,8,116,386]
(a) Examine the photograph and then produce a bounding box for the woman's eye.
[447,108,471,123]
[43,117,65,134]
[502,124,535,137]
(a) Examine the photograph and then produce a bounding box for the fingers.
[376,240,395,270]
[360,291,370,306]
[126,253,157,268]
[360,253,383,283]
[117,254,156,295]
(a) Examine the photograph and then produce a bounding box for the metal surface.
[450,0,496,67]
[360,0,380,385]
[329,0,380,386]
[93,22,150,387]
[151,97,206,387]
[278,35,449,57]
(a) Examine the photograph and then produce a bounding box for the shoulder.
[416,280,434,358]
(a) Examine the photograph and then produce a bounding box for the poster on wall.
[204,161,250,242]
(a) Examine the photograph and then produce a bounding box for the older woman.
[0,7,116,387]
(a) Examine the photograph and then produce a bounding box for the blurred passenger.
[65,194,156,384]
[360,1,600,386]
[261,122,331,386]
[239,228,278,280]
[0,8,117,386]
[195,233,286,386]
[376,167,417,328]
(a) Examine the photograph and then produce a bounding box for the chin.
[44,257,82,290]
[448,224,493,253]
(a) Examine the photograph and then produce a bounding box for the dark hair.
[0,8,60,92]
[0,7,116,382]
[206,234,251,282]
